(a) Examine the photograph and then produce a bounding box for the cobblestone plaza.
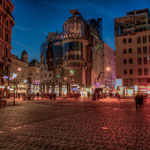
[1,99,150,149]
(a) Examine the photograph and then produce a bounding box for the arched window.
[6,32,9,42]
[0,0,2,5]
[0,27,2,37]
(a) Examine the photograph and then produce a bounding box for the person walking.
[135,94,140,109]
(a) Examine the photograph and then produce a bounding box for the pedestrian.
[88,92,90,98]
[53,93,56,100]
[139,94,144,109]
[135,93,143,109]
[49,94,52,100]
[92,93,96,101]
[37,93,39,99]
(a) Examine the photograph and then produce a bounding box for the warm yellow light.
[106,67,110,71]
[64,77,67,80]
[17,68,22,71]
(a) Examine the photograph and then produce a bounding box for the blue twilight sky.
[11,0,150,61]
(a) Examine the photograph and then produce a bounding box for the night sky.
[11,0,150,61]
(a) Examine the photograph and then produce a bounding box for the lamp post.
[12,74,17,106]
[106,67,112,89]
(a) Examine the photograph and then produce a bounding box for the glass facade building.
[63,42,83,61]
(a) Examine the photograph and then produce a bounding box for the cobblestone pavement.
[1,98,150,150]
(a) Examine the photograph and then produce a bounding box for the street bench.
[0,99,7,107]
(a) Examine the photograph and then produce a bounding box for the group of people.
[66,93,81,99]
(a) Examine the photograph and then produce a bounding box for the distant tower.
[40,54,45,65]
[21,50,28,63]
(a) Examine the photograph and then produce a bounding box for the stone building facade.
[0,0,15,98]
[28,59,40,94]
[115,9,150,95]
[9,51,28,95]
[40,10,115,96]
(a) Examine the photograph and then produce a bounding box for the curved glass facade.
[63,42,83,61]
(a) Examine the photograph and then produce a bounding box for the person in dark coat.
[50,94,52,100]
[53,93,56,100]
[135,94,140,109]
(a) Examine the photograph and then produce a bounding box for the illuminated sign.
[134,86,138,92]
[116,79,122,87]
[3,76,8,79]
[69,70,76,75]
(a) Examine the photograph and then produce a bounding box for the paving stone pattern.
[0,99,150,150]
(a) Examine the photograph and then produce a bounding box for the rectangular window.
[123,49,127,54]
[0,27,1,37]
[137,47,141,54]
[129,48,132,53]
[138,58,142,64]
[129,69,133,74]
[128,38,132,43]
[144,57,147,64]
[138,69,142,75]
[128,79,133,86]
[129,59,133,64]
[137,37,141,44]
[144,68,148,75]
[124,70,127,74]
[149,35,150,42]
[6,20,9,27]
[143,47,147,54]
[143,36,147,43]
[124,79,128,86]
[123,59,127,64]
[5,48,8,57]
[123,39,126,44]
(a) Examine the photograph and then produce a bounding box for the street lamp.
[12,73,17,106]
[17,67,22,71]
[106,67,112,89]
[106,67,110,71]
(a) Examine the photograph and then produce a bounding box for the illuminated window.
[138,69,142,75]
[137,37,141,44]
[137,47,141,54]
